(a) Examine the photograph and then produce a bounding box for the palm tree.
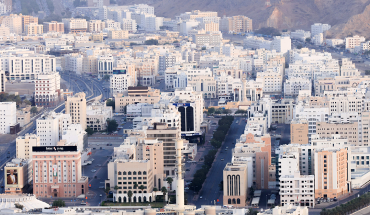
[139,185,145,202]
[166,177,173,191]
[161,186,168,204]
[114,185,119,191]
[127,190,133,206]
[153,188,158,202]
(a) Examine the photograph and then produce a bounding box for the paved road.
[190,118,246,207]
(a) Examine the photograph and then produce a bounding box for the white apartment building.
[129,4,154,14]
[86,101,113,131]
[179,20,199,36]
[0,54,56,80]
[290,30,311,42]
[345,35,366,51]
[326,39,344,47]
[193,31,222,47]
[139,14,163,32]
[65,92,87,129]
[278,152,315,208]
[62,18,88,33]
[243,36,272,50]
[36,112,71,146]
[16,134,40,159]
[173,72,188,90]
[340,58,360,76]
[257,204,309,215]
[97,55,114,76]
[34,72,61,107]
[311,23,331,37]
[159,53,182,72]
[216,73,242,101]
[104,19,121,30]
[0,102,16,134]
[271,36,291,54]
[88,20,105,32]
[312,33,323,46]
[121,19,137,32]
[62,124,87,152]
[284,77,312,97]
[110,73,133,94]
[256,69,282,93]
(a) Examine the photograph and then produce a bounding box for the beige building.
[65,92,87,129]
[317,121,358,145]
[223,163,248,207]
[21,15,38,33]
[16,109,30,128]
[25,23,43,35]
[220,16,252,33]
[314,147,348,199]
[1,14,22,34]
[16,134,40,160]
[4,158,32,194]
[290,119,309,145]
[146,123,181,176]
[108,30,129,39]
[43,21,64,33]
[114,86,160,113]
[88,20,105,32]
[271,99,294,124]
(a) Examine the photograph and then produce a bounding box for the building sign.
[113,70,127,75]
[6,169,18,186]
[173,103,191,107]
[53,165,58,177]
[32,146,77,152]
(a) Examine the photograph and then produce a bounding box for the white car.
[91,169,97,173]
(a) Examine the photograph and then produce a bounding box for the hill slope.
[117,0,370,37]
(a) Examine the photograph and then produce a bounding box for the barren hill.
[117,0,370,37]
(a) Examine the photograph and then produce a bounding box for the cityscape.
[0,1,369,215]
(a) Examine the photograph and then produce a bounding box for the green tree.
[30,106,38,114]
[106,99,115,111]
[153,187,158,202]
[305,38,311,43]
[139,185,145,202]
[14,203,24,210]
[166,177,173,191]
[215,109,222,114]
[24,100,32,105]
[104,187,110,196]
[85,126,94,135]
[134,182,138,193]
[145,39,159,45]
[106,119,118,133]
[297,44,303,49]
[114,185,119,191]
[127,190,133,205]
[207,107,215,114]
[52,199,65,207]
[201,47,206,50]
[103,75,110,81]
[161,186,168,204]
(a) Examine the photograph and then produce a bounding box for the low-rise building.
[223,163,248,207]
[86,101,113,131]
[4,158,32,194]
[114,87,161,113]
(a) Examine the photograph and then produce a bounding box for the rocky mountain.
[117,0,370,37]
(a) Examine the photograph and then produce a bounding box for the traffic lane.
[195,118,246,207]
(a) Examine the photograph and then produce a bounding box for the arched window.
[138,171,142,175]
[228,199,231,204]
[133,171,137,175]
[237,198,240,204]
[232,199,236,204]
[123,171,127,175]
[128,171,132,175]
[118,171,122,175]
[143,171,147,175]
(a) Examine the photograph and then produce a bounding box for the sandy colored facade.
[223,163,248,207]
[114,87,160,113]
[4,159,32,194]
[65,92,87,129]
[108,30,129,39]
[316,122,358,145]
[21,15,38,32]
[16,134,40,160]
[314,148,348,199]
[43,21,64,33]
[290,119,309,145]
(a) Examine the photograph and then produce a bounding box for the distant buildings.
[34,72,62,107]
[0,102,16,134]
[220,16,252,33]
[65,92,87,129]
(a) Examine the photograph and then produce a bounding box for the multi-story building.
[108,30,128,39]
[314,147,348,199]
[4,158,32,194]
[34,72,61,107]
[86,101,113,131]
[65,92,87,129]
[36,112,71,146]
[1,14,22,34]
[257,204,309,215]
[43,21,64,33]
[290,119,309,145]
[0,70,5,92]
[88,20,105,32]
[0,102,16,134]
[24,23,43,35]
[16,134,40,160]
[219,16,252,33]
[311,23,331,37]
[0,54,56,80]
[32,146,88,198]
[87,0,109,7]
[62,18,88,33]
[21,15,38,32]
[193,31,222,47]
[121,18,137,32]
[62,124,87,152]
[110,73,133,94]
[290,30,311,42]
[284,77,312,97]
[345,35,366,50]
[223,163,248,207]
[114,87,161,113]
[256,69,282,93]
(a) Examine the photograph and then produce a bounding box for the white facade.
[16,134,40,160]
[179,20,199,36]
[62,124,86,152]
[271,36,291,54]
[284,77,312,97]
[86,101,113,131]
[34,72,61,107]
[326,39,344,47]
[312,33,323,46]
[36,112,71,146]
[290,30,311,42]
[110,73,133,94]
[121,19,137,32]
[0,102,16,134]
[256,69,282,93]
[311,23,331,37]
